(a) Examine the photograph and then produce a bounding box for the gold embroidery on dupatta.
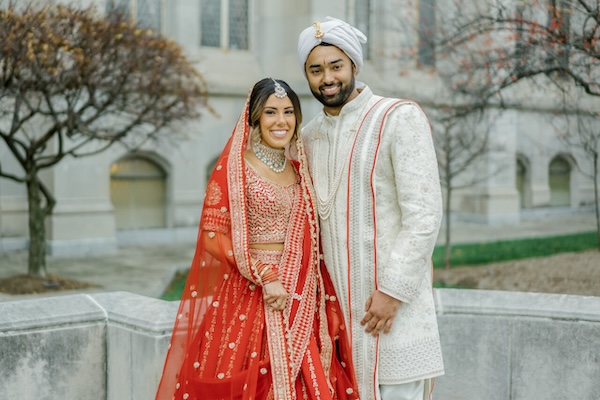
[201,208,230,233]
[229,104,256,285]
[224,96,336,399]
[205,180,222,206]
[297,138,335,392]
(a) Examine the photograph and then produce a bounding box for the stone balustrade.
[0,289,598,399]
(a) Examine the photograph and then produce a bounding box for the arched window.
[549,156,571,207]
[110,156,167,229]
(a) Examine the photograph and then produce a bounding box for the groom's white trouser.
[380,380,426,400]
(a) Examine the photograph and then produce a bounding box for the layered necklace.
[253,141,287,173]
[313,112,363,220]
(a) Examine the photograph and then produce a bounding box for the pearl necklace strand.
[313,115,362,220]
[252,141,287,173]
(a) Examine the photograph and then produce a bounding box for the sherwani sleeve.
[377,103,443,304]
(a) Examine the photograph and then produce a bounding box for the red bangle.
[261,267,279,284]
[252,259,279,284]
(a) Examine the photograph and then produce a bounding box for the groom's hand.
[361,290,401,336]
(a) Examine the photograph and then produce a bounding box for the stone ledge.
[0,293,107,332]
[435,288,600,322]
[0,289,598,400]
[91,291,179,333]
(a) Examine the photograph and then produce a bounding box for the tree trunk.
[26,173,48,277]
[594,154,600,251]
[444,186,453,270]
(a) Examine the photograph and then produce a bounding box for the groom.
[298,17,445,400]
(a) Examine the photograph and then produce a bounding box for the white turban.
[298,17,367,76]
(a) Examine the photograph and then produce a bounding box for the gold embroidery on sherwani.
[347,98,405,399]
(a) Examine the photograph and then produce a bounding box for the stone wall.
[434,289,600,399]
[0,289,598,399]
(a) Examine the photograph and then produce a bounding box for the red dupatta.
[155,93,358,400]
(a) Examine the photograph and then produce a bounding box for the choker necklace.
[253,141,287,173]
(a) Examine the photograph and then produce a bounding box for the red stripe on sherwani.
[345,98,406,400]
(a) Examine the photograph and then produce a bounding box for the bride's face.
[258,94,296,149]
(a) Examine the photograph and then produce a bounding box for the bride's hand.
[263,280,288,311]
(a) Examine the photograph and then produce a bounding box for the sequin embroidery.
[245,162,299,244]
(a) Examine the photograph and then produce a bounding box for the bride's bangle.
[252,259,279,284]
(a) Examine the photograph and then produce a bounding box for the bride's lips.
[271,130,288,138]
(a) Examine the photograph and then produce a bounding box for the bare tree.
[560,108,600,248]
[0,2,208,276]
[382,1,508,267]
[438,0,600,103]
[429,106,500,268]
[434,0,600,249]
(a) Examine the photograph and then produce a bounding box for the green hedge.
[161,269,189,301]
[162,231,598,300]
[432,231,598,269]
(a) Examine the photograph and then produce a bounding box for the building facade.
[0,0,598,255]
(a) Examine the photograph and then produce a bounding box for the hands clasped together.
[263,280,288,311]
[263,284,401,330]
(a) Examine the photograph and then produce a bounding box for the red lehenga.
[155,95,359,400]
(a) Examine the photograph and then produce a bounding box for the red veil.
[155,92,359,400]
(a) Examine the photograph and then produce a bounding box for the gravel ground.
[434,249,600,297]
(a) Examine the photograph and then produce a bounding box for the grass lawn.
[432,231,598,268]
[161,269,189,301]
[161,231,598,300]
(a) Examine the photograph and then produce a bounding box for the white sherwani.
[302,86,444,399]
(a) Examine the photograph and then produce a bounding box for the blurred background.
[1,0,598,298]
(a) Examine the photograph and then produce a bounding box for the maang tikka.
[272,78,288,99]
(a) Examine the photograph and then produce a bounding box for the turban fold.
[298,17,367,75]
